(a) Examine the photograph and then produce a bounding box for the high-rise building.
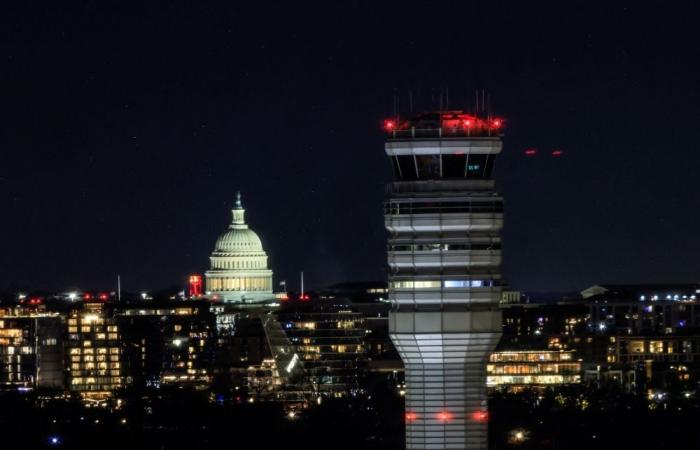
[66,301,123,399]
[384,112,504,450]
[0,309,64,389]
[116,301,216,388]
[205,192,274,303]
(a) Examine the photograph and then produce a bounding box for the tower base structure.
[390,311,501,450]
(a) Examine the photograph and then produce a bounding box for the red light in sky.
[98,293,108,301]
[491,119,502,129]
[383,120,396,131]
[472,411,488,422]
[299,294,310,301]
[524,149,537,156]
[405,412,418,422]
[462,119,472,128]
[437,411,453,422]
[84,293,92,300]
[551,150,563,157]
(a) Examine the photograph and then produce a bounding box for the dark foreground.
[2,382,700,449]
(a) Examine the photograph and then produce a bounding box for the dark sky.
[2,1,700,293]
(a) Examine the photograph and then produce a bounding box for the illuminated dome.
[214,228,264,252]
[205,192,274,303]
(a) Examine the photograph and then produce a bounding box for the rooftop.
[383,110,504,139]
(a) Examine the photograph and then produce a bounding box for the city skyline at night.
[3,3,700,450]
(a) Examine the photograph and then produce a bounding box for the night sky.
[2,1,700,293]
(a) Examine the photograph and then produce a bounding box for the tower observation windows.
[392,153,497,180]
[415,155,441,179]
[441,154,467,178]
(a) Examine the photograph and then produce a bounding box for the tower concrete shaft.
[384,112,504,449]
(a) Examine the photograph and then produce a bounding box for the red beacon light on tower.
[383,119,396,132]
[437,411,453,422]
[472,410,489,422]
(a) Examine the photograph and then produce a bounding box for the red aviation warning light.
[405,412,418,422]
[383,119,396,132]
[551,149,564,157]
[189,275,203,298]
[524,148,537,156]
[381,111,505,137]
[437,411,453,422]
[472,411,488,422]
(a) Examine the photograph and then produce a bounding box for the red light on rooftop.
[84,293,92,300]
[491,118,503,129]
[462,119,473,128]
[524,149,537,156]
[189,274,203,297]
[405,412,418,422]
[472,411,488,422]
[383,120,396,132]
[437,411,453,422]
[98,293,109,301]
[551,150,563,157]
[299,294,310,301]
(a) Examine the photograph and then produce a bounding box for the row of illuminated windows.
[70,377,122,385]
[68,329,119,340]
[486,363,581,375]
[69,347,119,355]
[391,154,496,180]
[622,340,697,354]
[0,346,33,355]
[70,362,120,370]
[389,243,501,252]
[486,375,581,386]
[0,329,22,338]
[385,200,503,215]
[70,355,120,363]
[490,352,575,362]
[391,280,497,289]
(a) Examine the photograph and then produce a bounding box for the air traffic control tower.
[383,111,504,450]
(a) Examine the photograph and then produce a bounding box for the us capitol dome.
[205,192,274,303]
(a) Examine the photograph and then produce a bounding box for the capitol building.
[205,192,274,303]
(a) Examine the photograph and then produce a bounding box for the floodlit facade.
[205,192,274,303]
[487,350,581,387]
[384,112,504,450]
